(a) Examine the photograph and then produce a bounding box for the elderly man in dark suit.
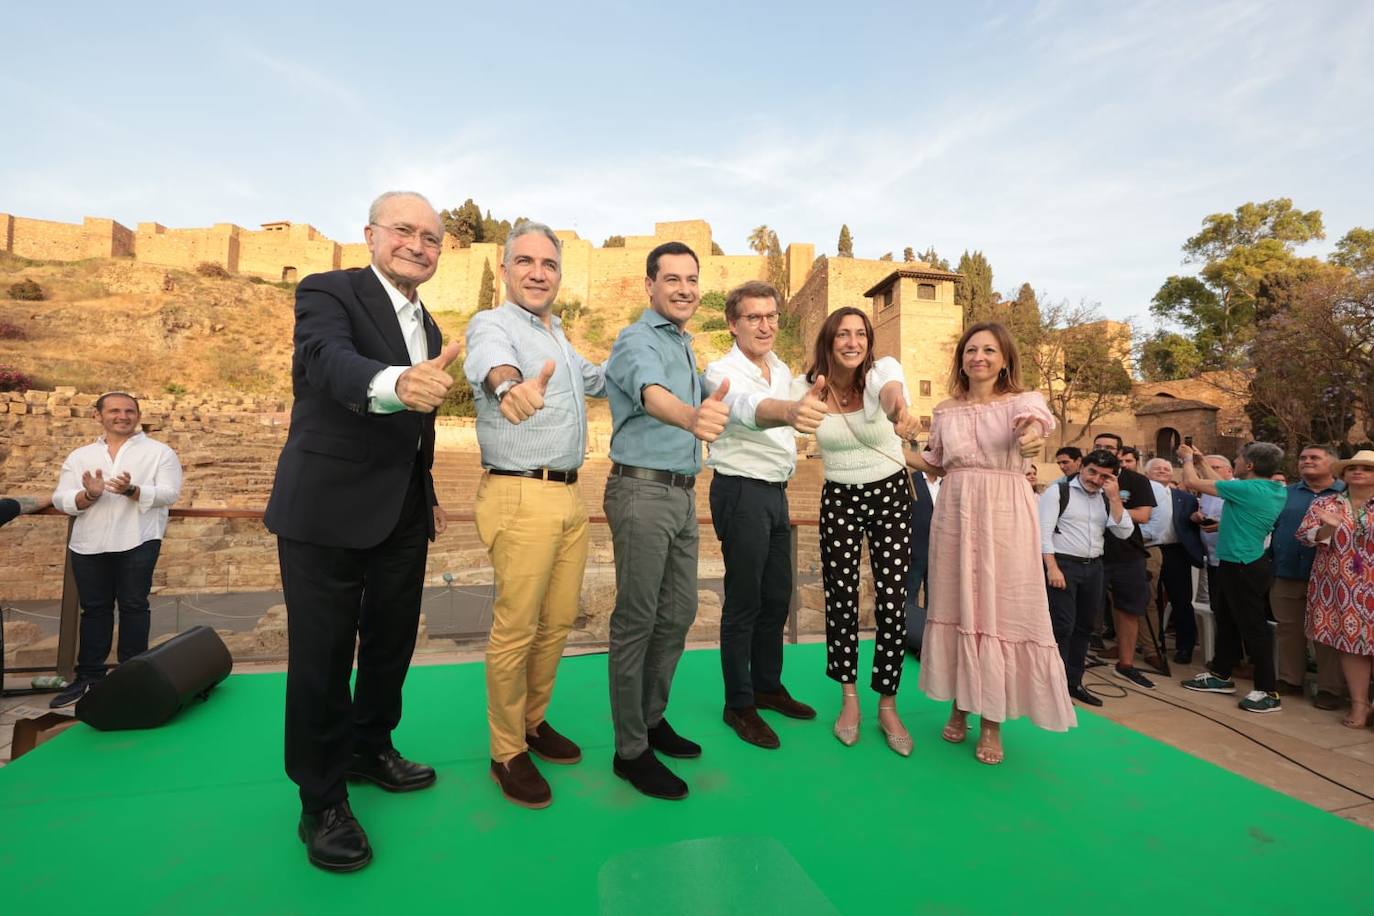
[265,190,460,873]
[1144,458,1205,663]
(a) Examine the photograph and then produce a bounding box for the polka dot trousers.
[820,470,912,695]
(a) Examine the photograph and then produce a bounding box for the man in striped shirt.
[464,220,606,810]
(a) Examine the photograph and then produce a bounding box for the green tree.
[954,250,995,325]
[1150,198,1325,367]
[1023,300,1134,444]
[442,198,484,247]
[766,231,788,299]
[902,247,915,263]
[1331,227,1374,277]
[918,246,950,271]
[748,226,772,256]
[878,252,893,262]
[602,235,625,248]
[477,260,496,311]
[1138,331,1203,381]
[481,210,513,246]
[837,225,854,258]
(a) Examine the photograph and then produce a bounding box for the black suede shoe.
[647,718,701,759]
[754,686,817,720]
[1068,684,1104,707]
[723,706,781,749]
[345,748,436,792]
[613,749,688,800]
[298,801,371,873]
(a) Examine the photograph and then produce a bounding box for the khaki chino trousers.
[475,473,589,763]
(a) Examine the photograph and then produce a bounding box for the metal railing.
[12,507,822,680]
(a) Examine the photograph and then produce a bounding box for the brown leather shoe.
[526,720,581,764]
[723,706,780,749]
[489,752,552,809]
[754,686,817,720]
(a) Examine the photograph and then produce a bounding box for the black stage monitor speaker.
[76,625,234,731]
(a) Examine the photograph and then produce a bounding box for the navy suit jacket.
[264,268,442,550]
[910,472,935,561]
[1166,488,1205,568]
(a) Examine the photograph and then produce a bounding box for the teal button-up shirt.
[605,308,702,476]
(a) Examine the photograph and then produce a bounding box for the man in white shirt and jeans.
[1041,449,1135,707]
[703,281,828,748]
[50,392,182,708]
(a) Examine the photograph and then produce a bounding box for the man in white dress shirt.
[50,392,182,708]
[703,281,827,748]
[1041,448,1134,707]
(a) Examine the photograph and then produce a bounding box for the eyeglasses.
[371,223,443,250]
[738,312,780,327]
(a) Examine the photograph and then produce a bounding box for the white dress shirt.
[54,432,183,555]
[1142,481,1176,546]
[1199,493,1225,566]
[703,344,797,483]
[366,265,429,414]
[1039,475,1134,558]
[924,474,942,505]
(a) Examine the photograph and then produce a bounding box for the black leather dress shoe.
[647,719,701,759]
[723,706,780,749]
[613,749,688,800]
[298,801,371,872]
[1068,684,1104,707]
[345,748,436,792]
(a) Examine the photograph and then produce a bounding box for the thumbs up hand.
[692,376,731,442]
[397,339,463,413]
[500,360,556,425]
[787,374,829,435]
[1014,416,1043,458]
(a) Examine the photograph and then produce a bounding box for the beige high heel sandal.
[834,687,860,747]
[877,701,913,757]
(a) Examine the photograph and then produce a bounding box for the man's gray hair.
[1300,443,1340,459]
[1243,441,1285,478]
[1146,457,1173,475]
[503,220,562,267]
[368,191,436,225]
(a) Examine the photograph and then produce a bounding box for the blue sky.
[3,1,1371,324]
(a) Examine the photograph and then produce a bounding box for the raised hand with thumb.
[500,359,556,425]
[397,339,462,413]
[693,376,730,442]
[1014,416,1043,458]
[788,373,829,435]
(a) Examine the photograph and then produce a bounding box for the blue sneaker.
[1181,672,1236,694]
[1238,690,1282,714]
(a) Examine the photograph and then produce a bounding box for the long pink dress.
[917,391,1077,731]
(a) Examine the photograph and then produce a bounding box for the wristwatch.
[493,379,518,402]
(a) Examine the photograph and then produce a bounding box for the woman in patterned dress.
[1297,450,1374,728]
[908,322,1077,764]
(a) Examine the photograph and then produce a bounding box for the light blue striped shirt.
[464,302,606,472]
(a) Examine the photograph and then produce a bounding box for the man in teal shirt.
[603,241,730,801]
[1178,441,1288,712]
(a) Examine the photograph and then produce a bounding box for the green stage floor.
[3,642,1370,914]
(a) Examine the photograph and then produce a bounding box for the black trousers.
[1211,556,1276,692]
[820,471,911,695]
[70,539,162,681]
[710,474,792,709]
[280,460,429,813]
[1157,544,1197,654]
[1046,557,1103,688]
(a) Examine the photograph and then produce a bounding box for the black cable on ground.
[1081,670,1374,804]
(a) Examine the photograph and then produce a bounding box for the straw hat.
[1333,449,1374,477]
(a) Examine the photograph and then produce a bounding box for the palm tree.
[748,225,772,256]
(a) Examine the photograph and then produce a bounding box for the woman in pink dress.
[911,322,1077,764]
[1297,450,1374,728]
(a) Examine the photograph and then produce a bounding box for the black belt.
[610,463,695,489]
[1054,553,1102,565]
[712,472,787,490]
[488,468,579,484]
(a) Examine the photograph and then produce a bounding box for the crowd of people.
[7,190,1371,876]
